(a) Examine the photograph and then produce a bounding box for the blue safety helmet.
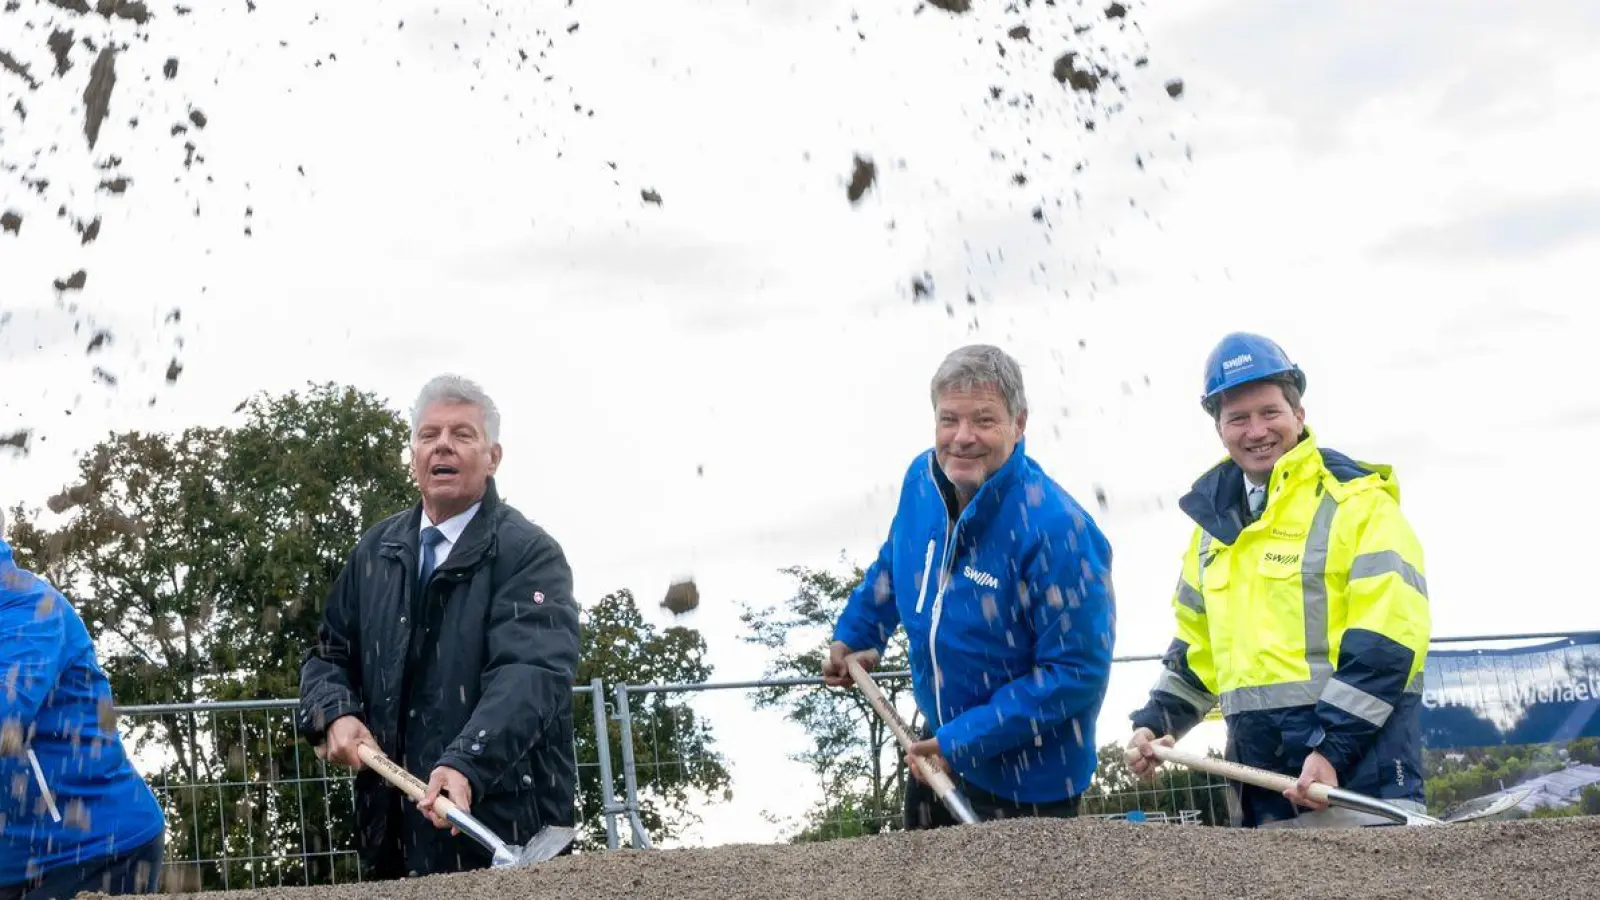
[1200,332,1306,415]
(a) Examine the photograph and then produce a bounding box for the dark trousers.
[0,836,163,900]
[904,768,1081,830]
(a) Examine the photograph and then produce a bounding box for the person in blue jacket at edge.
[822,344,1117,828]
[0,510,166,900]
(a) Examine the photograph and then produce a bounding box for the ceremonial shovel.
[354,744,576,866]
[847,658,981,825]
[1126,741,1529,826]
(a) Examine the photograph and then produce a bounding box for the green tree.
[6,382,416,891]
[574,588,731,850]
[738,561,915,842]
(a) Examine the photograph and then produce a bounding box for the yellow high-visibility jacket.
[1131,427,1430,826]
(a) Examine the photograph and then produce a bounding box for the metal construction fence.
[113,631,1600,892]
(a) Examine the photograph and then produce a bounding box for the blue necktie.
[418,526,446,595]
[1247,485,1266,522]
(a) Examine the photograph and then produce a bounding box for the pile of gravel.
[136,815,1600,900]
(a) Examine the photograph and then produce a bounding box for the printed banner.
[1420,633,1600,750]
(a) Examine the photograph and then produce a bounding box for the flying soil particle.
[846,154,875,204]
[0,431,29,455]
[165,358,182,383]
[1165,77,1184,98]
[1,211,20,234]
[49,30,75,76]
[113,2,152,25]
[98,176,129,193]
[0,50,41,90]
[86,330,112,353]
[76,216,101,244]
[47,0,91,13]
[640,188,662,205]
[83,47,117,150]
[567,22,578,33]
[1053,51,1101,92]
[925,0,971,12]
[188,107,206,128]
[661,579,699,615]
[163,57,177,78]
[1012,172,1028,185]
[1105,2,1127,18]
[1007,24,1030,40]
[54,269,88,291]
[12,100,24,120]
[91,367,117,386]
[911,272,934,301]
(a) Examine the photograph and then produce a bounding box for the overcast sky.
[3,0,1598,847]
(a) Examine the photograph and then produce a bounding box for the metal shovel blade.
[1438,789,1532,825]
[495,824,577,868]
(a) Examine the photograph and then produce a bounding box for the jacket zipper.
[914,539,936,614]
[927,520,957,728]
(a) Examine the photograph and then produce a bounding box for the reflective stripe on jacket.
[1131,427,1430,826]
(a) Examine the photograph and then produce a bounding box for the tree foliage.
[574,589,730,849]
[4,382,730,887]
[738,562,915,841]
[7,382,415,890]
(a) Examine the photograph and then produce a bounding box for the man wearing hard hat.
[1125,333,1431,828]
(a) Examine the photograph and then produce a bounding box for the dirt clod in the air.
[1,211,20,234]
[662,578,700,615]
[846,154,876,204]
[1053,51,1102,93]
[53,269,88,291]
[82,47,117,149]
[1165,77,1184,98]
[925,0,972,13]
[0,49,41,90]
[641,188,662,205]
[1106,2,1129,19]
[135,816,1600,900]
[48,30,74,76]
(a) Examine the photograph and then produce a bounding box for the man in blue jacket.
[0,515,167,900]
[822,344,1117,828]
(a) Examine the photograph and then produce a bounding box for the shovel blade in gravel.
[1438,789,1532,825]
[502,825,577,867]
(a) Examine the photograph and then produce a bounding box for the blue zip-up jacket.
[0,539,166,887]
[832,439,1116,804]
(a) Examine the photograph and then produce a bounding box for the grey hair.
[410,374,501,443]
[930,344,1028,418]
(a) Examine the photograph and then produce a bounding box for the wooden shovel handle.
[356,744,465,817]
[1129,741,1334,803]
[845,659,962,797]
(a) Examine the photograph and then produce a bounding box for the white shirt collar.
[421,501,481,555]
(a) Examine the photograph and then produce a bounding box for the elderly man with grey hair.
[297,374,581,879]
[823,344,1117,829]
